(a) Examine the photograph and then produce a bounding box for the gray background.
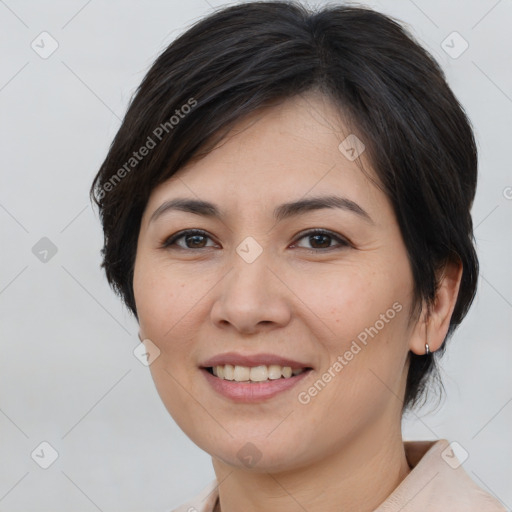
[1,0,511,510]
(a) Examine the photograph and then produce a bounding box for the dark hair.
[89,1,479,412]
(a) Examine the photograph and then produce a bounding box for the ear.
[409,259,463,355]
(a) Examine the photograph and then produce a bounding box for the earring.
[425,343,430,355]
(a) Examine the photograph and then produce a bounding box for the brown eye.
[161,229,216,250]
[292,229,349,251]
[182,234,208,248]
[308,233,332,249]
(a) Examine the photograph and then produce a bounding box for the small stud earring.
[425,343,430,355]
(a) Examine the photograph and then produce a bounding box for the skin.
[133,91,462,512]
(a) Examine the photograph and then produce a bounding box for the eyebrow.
[149,195,374,225]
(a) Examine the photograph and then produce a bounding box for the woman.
[90,1,506,510]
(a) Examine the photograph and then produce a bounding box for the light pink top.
[171,439,506,511]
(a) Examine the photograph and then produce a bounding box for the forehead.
[143,93,387,222]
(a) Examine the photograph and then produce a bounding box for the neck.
[212,424,411,512]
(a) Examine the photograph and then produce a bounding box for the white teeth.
[223,364,234,380]
[249,365,268,382]
[233,365,250,381]
[211,364,306,382]
[267,364,283,380]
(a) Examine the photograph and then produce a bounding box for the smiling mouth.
[204,364,313,382]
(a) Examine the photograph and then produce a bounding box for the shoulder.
[170,479,219,512]
[376,439,507,511]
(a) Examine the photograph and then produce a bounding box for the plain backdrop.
[1,0,511,510]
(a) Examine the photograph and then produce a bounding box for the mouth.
[200,363,313,402]
[199,352,314,401]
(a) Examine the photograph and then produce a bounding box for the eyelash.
[160,228,350,253]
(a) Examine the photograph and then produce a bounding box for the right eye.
[160,229,218,250]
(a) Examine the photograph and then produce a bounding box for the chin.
[199,432,312,473]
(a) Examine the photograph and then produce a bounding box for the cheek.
[133,256,200,336]
[292,264,409,387]
[291,263,391,336]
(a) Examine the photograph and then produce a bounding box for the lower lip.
[201,368,312,402]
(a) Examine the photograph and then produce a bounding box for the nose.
[210,250,292,334]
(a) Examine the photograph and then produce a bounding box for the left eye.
[292,229,349,251]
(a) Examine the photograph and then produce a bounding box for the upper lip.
[201,352,312,370]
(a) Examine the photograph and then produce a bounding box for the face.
[133,92,417,472]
